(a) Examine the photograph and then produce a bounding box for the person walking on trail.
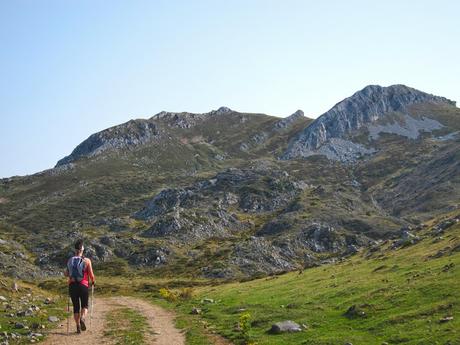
[64,239,96,334]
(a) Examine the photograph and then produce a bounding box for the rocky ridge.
[56,106,234,166]
[283,84,456,161]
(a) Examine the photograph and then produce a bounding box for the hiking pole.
[67,296,70,335]
[90,283,94,329]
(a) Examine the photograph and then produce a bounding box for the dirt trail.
[42,296,185,345]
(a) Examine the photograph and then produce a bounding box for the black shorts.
[69,283,89,314]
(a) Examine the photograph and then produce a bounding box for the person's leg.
[79,284,89,331]
[69,284,81,332]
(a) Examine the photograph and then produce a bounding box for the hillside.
[0,84,459,281]
[164,213,460,345]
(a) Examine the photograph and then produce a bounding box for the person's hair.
[74,239,84,251]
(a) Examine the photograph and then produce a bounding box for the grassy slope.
[165,217,460,345]
[0,277,68,344]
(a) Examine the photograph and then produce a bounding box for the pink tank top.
[80,265,89,288]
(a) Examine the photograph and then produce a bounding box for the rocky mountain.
[0,84,459,280]
[56,107,236,166]
[283,84,456,162]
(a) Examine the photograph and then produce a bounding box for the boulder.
[344,305,366,318]
[439,316,453,323]
[14,323,25,329]
[269,320,302,334]
[191,307,201,315]
[201,298,214,304]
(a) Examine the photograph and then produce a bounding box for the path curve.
[42,296,185,345]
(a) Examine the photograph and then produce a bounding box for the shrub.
[178,287,194,300]
[238,312,254,344]
[159,288,178,302]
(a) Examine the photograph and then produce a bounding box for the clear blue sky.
[1,0,459,177]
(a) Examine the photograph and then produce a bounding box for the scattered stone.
[191,307,201,315]
[391,229,420,249]
[432,217,458,235]
[43,298,53,305]
[47,316,59,323]
[14,323,25,329]
[201,298,214,304]
[344,305,367,318]
[442,263,455,272]
[11,282,18,292]
[16,310,32,317]
[439,316,453,323]
[269,320,302,334]
[29,332,43,338]
[0,296,6,302]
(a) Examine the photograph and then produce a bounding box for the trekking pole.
[90,283,94,329]
[67,296,70,335]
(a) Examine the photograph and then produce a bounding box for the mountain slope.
[0,84,459,280]
[168,213,460,345]
[283,84,456,161]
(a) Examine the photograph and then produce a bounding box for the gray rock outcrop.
[283,84,455,160]
[56,107,234,166]
[269,320,302,334]
[274,110,305,130]
[56,120,159,166]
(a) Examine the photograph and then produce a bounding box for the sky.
[1,0,459,178]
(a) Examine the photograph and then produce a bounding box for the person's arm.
[64,260,69,277]
[86,258,95,285]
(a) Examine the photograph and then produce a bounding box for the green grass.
[162,221,460,345]
[104,307,150,345]
[0,277,68,345]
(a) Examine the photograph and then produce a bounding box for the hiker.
[64,239,96,334]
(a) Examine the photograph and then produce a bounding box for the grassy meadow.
[155,217,460,345]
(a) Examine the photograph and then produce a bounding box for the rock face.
[133,167,301,243]
[274,110,305,130]
[283,84,455,160]
[367,114,444,140]
[56,106,234,166]
[152,106,233,129]
[56,120,159,166]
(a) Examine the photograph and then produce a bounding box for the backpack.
[67,256,86,283]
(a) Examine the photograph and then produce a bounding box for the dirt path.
[117,296,185,345]
[42,296,185,345]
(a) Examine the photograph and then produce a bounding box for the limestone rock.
[269,320,302,334]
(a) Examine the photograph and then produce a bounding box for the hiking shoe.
[80,318,87,331]
[77,325,81,334]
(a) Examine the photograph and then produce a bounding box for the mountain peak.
[214,106,233,114]
[152,106,234,120]
[283,84,456,159]
[274,110,306,130]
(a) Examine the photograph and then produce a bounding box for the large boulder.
[269,320,302,334]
